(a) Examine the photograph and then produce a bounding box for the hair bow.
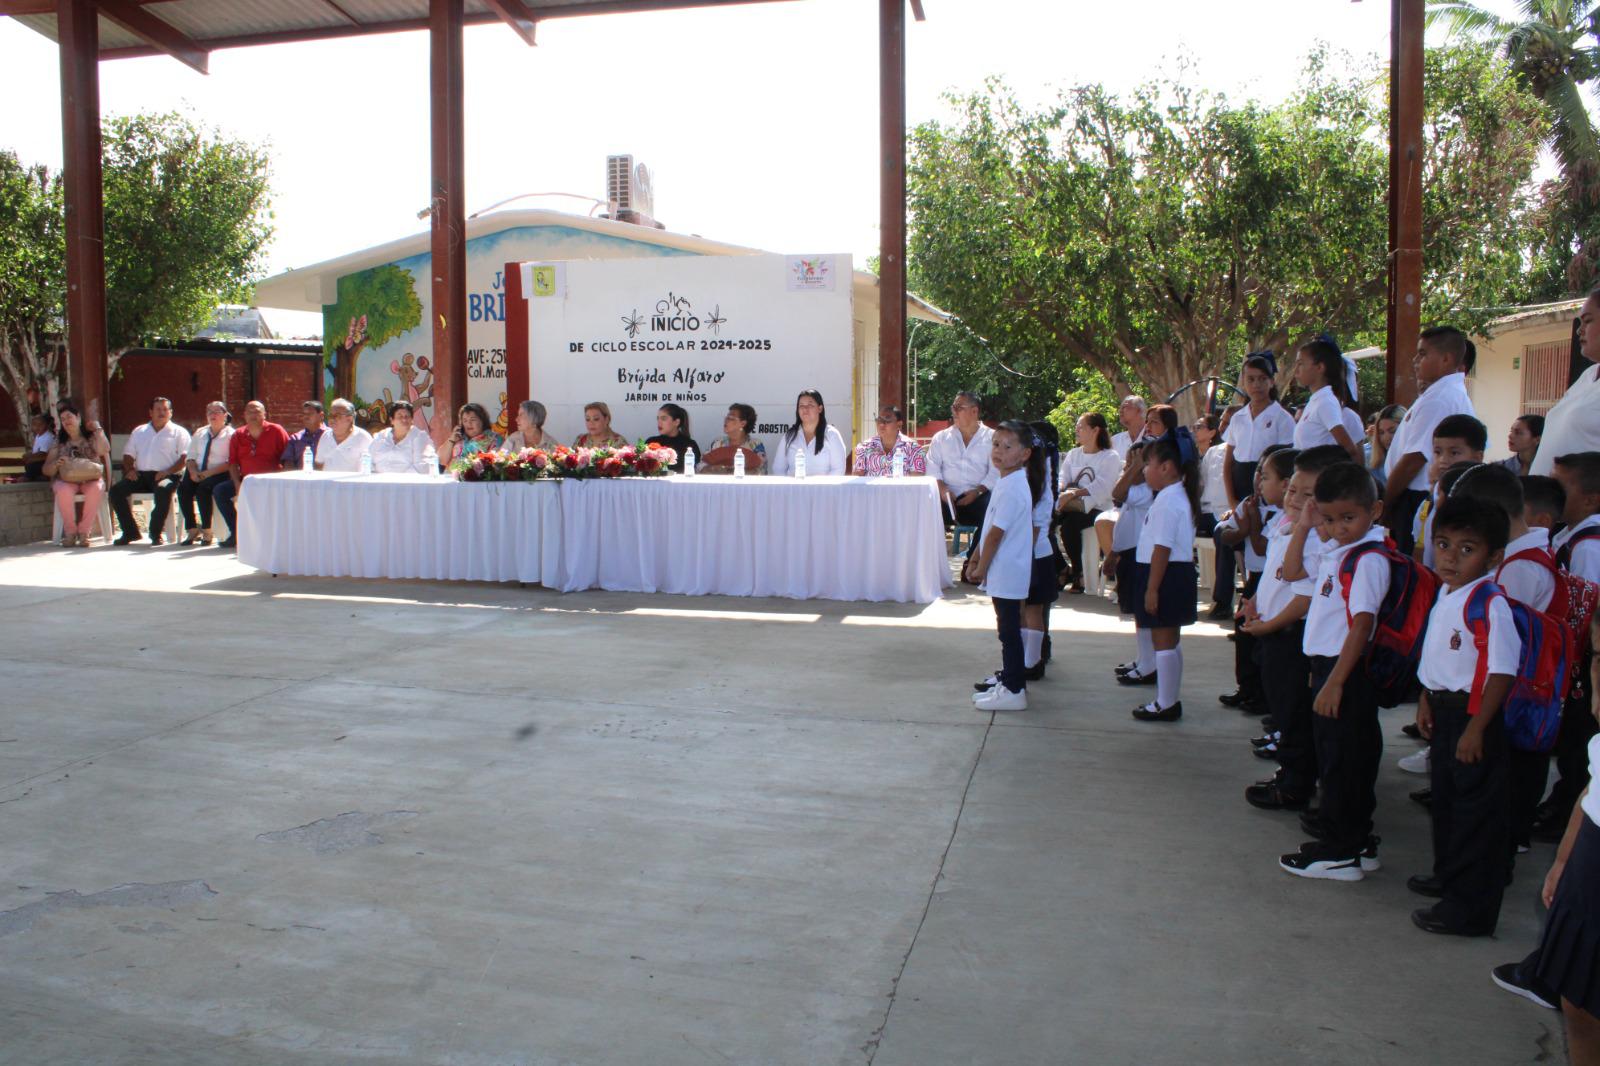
[1315,332,1342,357]
[1166,425,1198,468]
[1343,355,1360,402]
[1246,349,1278,378]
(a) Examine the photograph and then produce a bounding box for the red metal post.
[503,261,529,415]
[429,0,468,448]
[57,0,108,428]
[878,0,907,414]
[1387,0,1424,407]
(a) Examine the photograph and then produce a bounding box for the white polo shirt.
[1225,401,1295,462]
[1137,483,1196,564]
[1032,483,1054,560]
[925,423,997,497]
[1532,363,1600,477]
[1385,372,1475,492]
[124,420,192,472]
[979,468,1034,600]
[320,426,374,473]
[1256,521,1325,624]
[369,427,438,474]
[1293,387,1346,450]
[1556,514,1600,584]
[186,424,234,471]
[1497,528,1556,613]
[1112,483,1153,553]
[1418,577,1522,693]
[1303,527,1391,657]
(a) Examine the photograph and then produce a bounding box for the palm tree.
[1429,1,1600,289]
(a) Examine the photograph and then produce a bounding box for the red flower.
[634,455,660,475]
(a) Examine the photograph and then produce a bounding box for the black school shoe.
[1412,906,1494,937]
[1131,700,1182,722]
[1245,779,1311,811]
[1219,689,1249,707]
[1117,668,1157,686]
[1401,722,1423,740]
[1410,787,1433,809]
[1532,809,1571,843]
[1407,874,1445,898]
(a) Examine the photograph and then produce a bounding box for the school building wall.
[1471,312,1578,462]
[109,354,319,436]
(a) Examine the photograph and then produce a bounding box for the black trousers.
[1310,656,1382,853]
[177,472,231,532]
[1509,748,1551,852]
[109,470,180,540]
[1544,683,1599,820]
[1233,572,1263,700]
[1389,488,1430,557]
[945,492,990,532]
[1428,692,1509,931]
[1054,508,1099,584]
[1197,514,1237,609]
[992,597,1025,692]
[1263,623,1315,795]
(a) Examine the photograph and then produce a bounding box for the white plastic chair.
[1197,538,1217,594]
[1081,526,1104,597]
[50,491,115,545]
[127,491,182,541]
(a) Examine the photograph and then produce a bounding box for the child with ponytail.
[969,421,1042,712]
[1292,335,1363,463]
[1131,426,1202,722]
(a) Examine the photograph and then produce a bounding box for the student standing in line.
[1383,326,1478,555]
[1129,428,1201,723]
[969,421,1042,713]
[1291,337,1363,462]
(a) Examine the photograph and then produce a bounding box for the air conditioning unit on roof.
[606,154,661,228]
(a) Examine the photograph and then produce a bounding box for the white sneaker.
[1398,747,1430,775]
[975,684,1027,712]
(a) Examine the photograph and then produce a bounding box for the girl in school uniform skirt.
[1535,742,1600,1048]
[1133,557,1198,629]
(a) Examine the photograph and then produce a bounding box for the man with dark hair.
[282,399,331,469]
[1384,327,1477,555]
[110,396,191,546]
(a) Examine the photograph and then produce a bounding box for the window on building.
[1522,340,1571,416]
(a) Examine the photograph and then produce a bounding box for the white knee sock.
[1136,629,1156,675]
[1156,647,1182,709]
[1023,628,1043,668]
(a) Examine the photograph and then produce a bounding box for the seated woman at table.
[574,401,628,449]
[503,399,554,451]
[317,398,374,473]
[439,402,502,468]
[646,403,700,473]
[853,404,926,476]
[177,401,235,544]
[368,401,439,473]
[43,404,112,547]
[700,403,766,474]
[769,389,847,477]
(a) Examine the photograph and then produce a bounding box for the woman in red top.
[215,400,288,549]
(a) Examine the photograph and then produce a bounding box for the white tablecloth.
[556,475,951,603]
[236,471,562,584]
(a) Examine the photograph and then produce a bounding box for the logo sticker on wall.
[521,262,567,299]
[787,256,835,292]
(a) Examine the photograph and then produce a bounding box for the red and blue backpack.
[1497,544,1599,697]
[1338,539,1443,708]
[1464,581,1571,754]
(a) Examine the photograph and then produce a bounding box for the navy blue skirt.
[1116,552,1140,616]
[1132,561,1198,628]
[1026,555,1060,606]
[1535,815,1600,1016]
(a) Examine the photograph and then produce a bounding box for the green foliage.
[101,112,274,360]
[322,264,422,360]
[0,152,66,432]
[906,44,1546,419]
[1044,367,1122,445]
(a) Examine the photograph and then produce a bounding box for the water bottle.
[733,449,746,478]
[891,451,905,479]
[301,442,314,472]
[794,447,807,479]
[360,451,373,475]
[682,447,696,477]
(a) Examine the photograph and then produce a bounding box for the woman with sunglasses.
[852,404,926,476]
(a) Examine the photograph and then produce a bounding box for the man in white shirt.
[1532,292,1600,476]
[317,398,374,473]
[1383,326,1476,555]
[925,391,998,528]
[111,396,192,546]
[1110,395,1147,457]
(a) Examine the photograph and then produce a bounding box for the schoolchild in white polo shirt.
[969,422,1043,713]
[1382,327,1477,556]
[1411,497,1520,936]
[1290,336,1363,461]
[1213,447,1284,714]
[1280,462,1391,882]
[1111,443,1157,683]
[1129,429,1201,723]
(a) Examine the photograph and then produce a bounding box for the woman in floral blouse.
[852,405,926,476]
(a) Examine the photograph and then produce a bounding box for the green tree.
[1429,1,1600,293]
[0,152,65,434]
[906,44,1545,416]
[322,264,422,402]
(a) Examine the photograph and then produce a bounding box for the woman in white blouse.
[1290,336,1363,461]
[317,398,374,473]
[1054,412,1121,593]
[177,401,234,545]
[1223,351,1295,509]
[769,389,847,477]
[368,401,439,474]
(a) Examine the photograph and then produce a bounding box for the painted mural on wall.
[322,225,690,437]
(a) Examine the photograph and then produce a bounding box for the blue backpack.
[1338,540,1443,708]
[1464,582,1571,754]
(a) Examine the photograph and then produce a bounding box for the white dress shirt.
[369,427,438,474]
[1137,483,1196,564]
[1418,576,1522,693]
[186,424,235,471]
[1224,402,1295,462]
[1303,527,1391,657]
[925,423,997,496]
[1059,447,1123,512]
[1294,387,1347,450]
[769,424,847,477]
[1200,446,1230,516]
[1112,483,1153,553]
[1111,429,1144,458]
[1497,528,1557,612]
[1385,372,1475,491]
[1533,363,1600,477]
[1256,521,1324,624]
[1556,514,1600,584]
[124,421,192,472]
[979,469,1034,600]
[320,427,374,473]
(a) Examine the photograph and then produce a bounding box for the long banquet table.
[235,471,952,603]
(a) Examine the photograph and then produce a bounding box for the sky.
[0,0,1518,317]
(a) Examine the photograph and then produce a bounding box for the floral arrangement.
[451,442,678,482]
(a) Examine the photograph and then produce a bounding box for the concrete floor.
[0,542,1562,1064]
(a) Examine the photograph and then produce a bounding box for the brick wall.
[0,483,56,546]
[111,355,319,435]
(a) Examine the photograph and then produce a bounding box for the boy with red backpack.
[1411,496,1523,936]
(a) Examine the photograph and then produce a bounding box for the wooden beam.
[429,0,468,453]
[318,0,361,26]
[1386,0,1423,407]
[909,0,925,21]
[0,0,172,14]
[483,0,537,45]
[877,0,907,414]
[97,0,209,73]
[57,0,108,429]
